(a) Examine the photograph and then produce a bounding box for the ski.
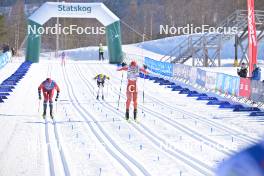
[126,118,132,123]
[134,119,140,124]
[41,113,54,120]
[125,117,139,124]
[96,95,105,101]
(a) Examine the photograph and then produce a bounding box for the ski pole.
[142,73,146,113]
[37,99,41,112]
[107,80,109,97]
[56,101,58,112]
[117,71,124,110]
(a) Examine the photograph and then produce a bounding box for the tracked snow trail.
[151,75,264,141]
[77,61,263,171]
[53,61,133,176]
[94,62,262,145]
[62,63,151,176]
[42,62,71,176]
[68,62,206,176]
[1,59,263,175]
[73,63,214,175]
[71,62,212,175]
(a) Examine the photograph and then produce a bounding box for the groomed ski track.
[0,59,263,176]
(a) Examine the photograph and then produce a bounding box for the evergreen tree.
[0,15,7,44]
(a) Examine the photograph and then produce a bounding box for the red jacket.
[38,79,60,93]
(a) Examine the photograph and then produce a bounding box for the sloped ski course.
[0,59,263,176]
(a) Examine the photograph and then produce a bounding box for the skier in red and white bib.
[38,78,60,118]
[117,61,148,121]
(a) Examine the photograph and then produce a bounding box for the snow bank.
[134,34,264,60]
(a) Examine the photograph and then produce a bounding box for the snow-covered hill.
[134,34,264,60]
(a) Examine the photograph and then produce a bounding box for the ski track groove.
[44,119,56,176]
[143,76,258,144]
[81,63,233,154]
[53,120,71,176]
[75,63,214,175]
[62,65,150,176]
[43,63,70,176]
[97,64,257,146]
[0,123,19,161]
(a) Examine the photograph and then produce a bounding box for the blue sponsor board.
[222,74,231,93]
[251,80,264,102]
[144,57,173,77]
[0,52,11,69]
[173,64,191,80]
[205,71,217,90]
[216,73,240,95]
[216,73,224,92]
[228,76,240,96]
[196,68,206,87]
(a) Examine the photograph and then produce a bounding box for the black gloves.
[38,90,41,100]
[55,92,60,102]
[143,64,148,69]
[121,62,127,67]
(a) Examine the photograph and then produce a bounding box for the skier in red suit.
[117,61,148,121]
[38,78,60,118]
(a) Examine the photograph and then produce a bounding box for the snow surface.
[0,51,264,175]
[134,34,264,60]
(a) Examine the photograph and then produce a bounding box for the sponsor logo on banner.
[228,76,240,96]
[58,5,92,13]
[183,65,191,80]
[0,52,11,69]
[223,74,231,94]
[174,64,191,80]
[175,64,184,78]
[239,78,251,98]
[205,71,217,90]
[145,57,173,77]
[189,67,197,85]
[196,68,206,87]
[216,73,224,93]
[173,64,179,77]
[250,80,264,102]
[221,74,240,96]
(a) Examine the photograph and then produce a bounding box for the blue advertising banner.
[144,57,173,77]
[196,68,206,87]
[216,73,225,93]
[0,52,11,69]
[222,74,231,94]
[216,73,240,95]
[205,71,217,90]
[228,76,240,96]
[251,80,264,102]
[181,65,191,80]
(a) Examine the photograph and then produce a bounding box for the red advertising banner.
[239,78,251,98]
[247,0,258,76]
